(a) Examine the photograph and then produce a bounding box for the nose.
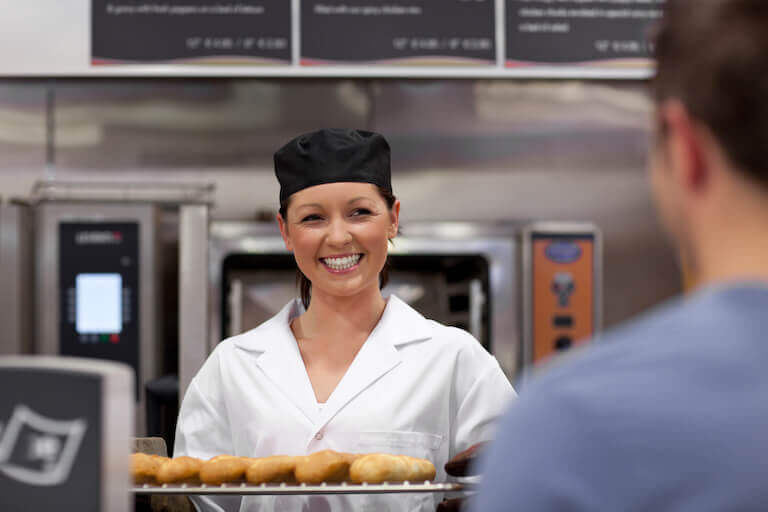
[325,216,353,247]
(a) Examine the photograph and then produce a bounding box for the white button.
[315,432,323,440]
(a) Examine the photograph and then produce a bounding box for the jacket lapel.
[311,295,433,436]
[232,296,434,435]
[233,301,318,425]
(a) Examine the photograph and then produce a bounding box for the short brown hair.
[652,0,768,186]
[279,186,397,310]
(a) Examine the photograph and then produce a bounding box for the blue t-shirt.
[472,283,768,511]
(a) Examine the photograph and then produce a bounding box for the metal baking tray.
[133,481,468,495]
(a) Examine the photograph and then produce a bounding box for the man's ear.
[388,199,401,240]
[277,213,293,252]
[661,100,709,194]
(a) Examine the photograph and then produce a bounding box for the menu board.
[91,0,291,65]
[300,0,496,66]
[505,0,664,68]
[83,0,664,76]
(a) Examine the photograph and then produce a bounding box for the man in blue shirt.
[472,1,768,510]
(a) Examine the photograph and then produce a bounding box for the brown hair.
[652,0,768,187]
[279,186,397,309]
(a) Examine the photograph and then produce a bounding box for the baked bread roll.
[349,454,436,483]
[294,450,351,484]
[131,453,169,484]
[403,455,436,482]
[156,456,204,484]
[200,455,256,485]
[246,455,298,484]
[341,452,362,465]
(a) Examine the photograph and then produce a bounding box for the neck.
[689,187,768,289]
[297,285,387,341]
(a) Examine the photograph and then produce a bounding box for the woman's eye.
[351,208,372,216]
[301,214,322,222]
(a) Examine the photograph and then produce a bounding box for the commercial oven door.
[210,221,520,380]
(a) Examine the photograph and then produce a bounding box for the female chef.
[174,129,515,512]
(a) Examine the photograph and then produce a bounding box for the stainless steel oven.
[210,221,603,382]
[211,221,558,381]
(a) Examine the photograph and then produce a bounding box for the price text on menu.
[92,0,291,64]
[301,0,496,65]
[506,0,665,66]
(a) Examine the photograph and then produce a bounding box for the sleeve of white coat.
[451,331,517,457]
[174,352,241,512]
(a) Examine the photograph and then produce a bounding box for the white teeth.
[322,254,362,270]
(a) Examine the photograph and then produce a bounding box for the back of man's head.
[653,0,768,187]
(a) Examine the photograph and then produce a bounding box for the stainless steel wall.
[0,78,681,330]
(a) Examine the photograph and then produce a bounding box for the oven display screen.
[75,273,123,334]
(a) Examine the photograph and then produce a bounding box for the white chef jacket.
[174,295,515,512]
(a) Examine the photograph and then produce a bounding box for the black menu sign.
[92,0,291,65]
[0,369,101,510]
[0,358,132,512]
[505,0,664,68]
[301,0,496,66]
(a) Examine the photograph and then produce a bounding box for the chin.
[317,279,379,299]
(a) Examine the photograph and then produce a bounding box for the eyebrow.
[347,197,373,204]
[294,197,374,210]
[294,203,323,210]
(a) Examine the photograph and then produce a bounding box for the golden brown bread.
[245,455,298,484]
[404,455,436,481]
[200,455,256,485]
[137,451,434,486]
[131,453,170,484]
[349,453,407,483]
[349,453,436,483]
[341,452,362,465]
[294,450,351,484]
[156,456,204,484]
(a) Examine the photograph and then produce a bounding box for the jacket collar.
[231,295,433,353]
[232,295,433,428]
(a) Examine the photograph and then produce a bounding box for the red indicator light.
[110,334,120,343]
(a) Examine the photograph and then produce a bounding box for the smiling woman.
[278,181,398,309]
[275,129,399,311]
[173,129,515,512]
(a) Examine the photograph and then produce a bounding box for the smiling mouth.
[320,254,363,272]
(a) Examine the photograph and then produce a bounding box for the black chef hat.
[274,128,392,203]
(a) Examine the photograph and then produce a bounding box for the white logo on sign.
[0,405,86,486]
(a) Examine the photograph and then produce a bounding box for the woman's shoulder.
[387,294,485,350]
[200,300,298,370]
[426,321,496,365]
[218,299,299,350]
[425,320,479,346]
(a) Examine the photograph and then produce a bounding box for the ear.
[660,100,709,194]
[277,213,293,252]
[388,199,401,240]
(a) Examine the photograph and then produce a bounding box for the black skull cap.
[274,128,392,203]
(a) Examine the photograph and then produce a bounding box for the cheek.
[290,231,320,263]
[356,223,390,262]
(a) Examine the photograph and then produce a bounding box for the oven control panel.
[531,233,596,363]
[59,222,139,394]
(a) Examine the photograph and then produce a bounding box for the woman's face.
[278,182,400,301]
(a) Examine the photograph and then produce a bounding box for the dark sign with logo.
[0,368,101,510]
[505,0,664,67]
[91,0,291,65]
[301,0,496,66]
